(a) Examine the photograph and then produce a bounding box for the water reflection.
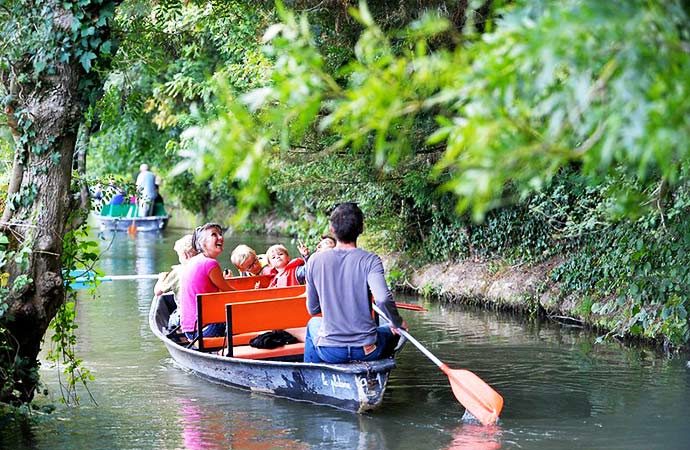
[445,423,502,450]
[0,414,37,450]
[95,229,162,276]
[300,415,388,449]
[177,398,225,450]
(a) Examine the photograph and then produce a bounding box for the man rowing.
[304,202,407,363]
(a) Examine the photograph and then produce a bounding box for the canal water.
[1,229,689,449]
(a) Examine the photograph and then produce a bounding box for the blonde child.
[155,234,198,329]
[154,234,198,299]
[229,244,275,277]
[266,244,305,288]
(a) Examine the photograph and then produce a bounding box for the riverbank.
[223,209,684,350]
[384,254,677,351]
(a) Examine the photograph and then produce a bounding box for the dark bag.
[249,330,298,349]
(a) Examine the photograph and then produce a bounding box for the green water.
[1,228,689,449]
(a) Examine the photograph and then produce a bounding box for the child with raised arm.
[294,235,336,284]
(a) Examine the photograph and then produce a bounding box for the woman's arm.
[208,265,236,291]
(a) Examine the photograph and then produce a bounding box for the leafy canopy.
[175,0,690,222]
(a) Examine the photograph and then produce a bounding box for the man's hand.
[391,320,408,335]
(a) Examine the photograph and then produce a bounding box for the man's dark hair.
[330,202,363,243]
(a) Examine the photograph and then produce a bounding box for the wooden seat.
[225,274,275,290]
[200,326,307,349]
[195,285,307,352]
[224,296,313,359]
[231,342,305,360]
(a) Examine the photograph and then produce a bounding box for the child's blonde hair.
[265,244,289,263]
[173,234,196,258]
[231,244,257,268]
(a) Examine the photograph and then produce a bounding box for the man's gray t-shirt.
[306,247,403,347]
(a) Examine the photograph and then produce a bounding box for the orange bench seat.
[196,285,307,352]
[200,326,308,350]
[226,342,306,360]
[224,296,313,359]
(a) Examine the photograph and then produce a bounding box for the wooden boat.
[148,283,404,413]
[95,202,169,232]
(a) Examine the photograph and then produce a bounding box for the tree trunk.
[0,1,112,404]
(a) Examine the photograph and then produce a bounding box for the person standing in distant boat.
[135,163,157,217]
[304,202,407,363]
[153,175,165,215]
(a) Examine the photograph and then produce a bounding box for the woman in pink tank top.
[179,223,235,340]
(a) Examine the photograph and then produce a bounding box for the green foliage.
[419,281,442,298]
[46,222,99,405]
[76,0,690,350]
[1,0,117,111]
[175,0,690,222]
[434,0,690,220]
[87,0,275,218]
[550,177,690,346]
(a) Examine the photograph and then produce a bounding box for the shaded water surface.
[1,230,689,449]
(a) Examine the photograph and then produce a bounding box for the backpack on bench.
[249,330,298,349]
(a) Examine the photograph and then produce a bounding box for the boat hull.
[149,295,396,412]
[96,215,169,232]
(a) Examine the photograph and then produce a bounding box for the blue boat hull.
[149,295,398,412]
[96,215,169,232]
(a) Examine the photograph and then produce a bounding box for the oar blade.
[443,366,504,426]
[395,302,427,312]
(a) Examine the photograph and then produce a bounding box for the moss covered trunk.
[0,2,87,404]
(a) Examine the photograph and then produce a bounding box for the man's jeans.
[303,317,399,363]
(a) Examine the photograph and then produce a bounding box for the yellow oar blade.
[442,365,504,426]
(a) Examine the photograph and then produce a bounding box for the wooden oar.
[68,271,160,285]
[372,303,504,426]
[97,274,160,281]
[395,302,427,312]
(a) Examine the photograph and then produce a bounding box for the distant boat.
[95,202,169,232]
